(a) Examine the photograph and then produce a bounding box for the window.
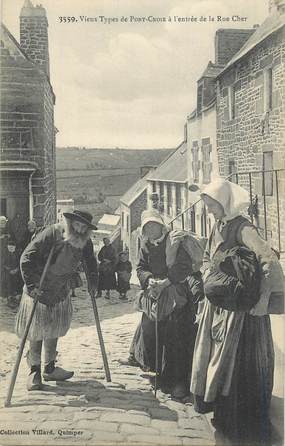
[1,129,33,148]
[121,211,124,229]
[159,182,164,212]
[263,151,273,196]
[126,215,129,234]
[152,182,156,193]
[228,85,236,120]
[201,205,207,237]
[264,68,273,112]
[229,159,237,183]
[201,140,212,184]
[175,184,182,215]
[190,205,196,233]
[167,183,172,215]
[192,143,200,183]
[197,83,203,115]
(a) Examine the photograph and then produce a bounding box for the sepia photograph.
[0,0,284,445]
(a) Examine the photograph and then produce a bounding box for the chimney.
[269,0,285,13]
[20,0,50,77]
[215,28,256,66]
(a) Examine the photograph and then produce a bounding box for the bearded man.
[15,210,98,391]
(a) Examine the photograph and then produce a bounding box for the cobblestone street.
[0,282,214,445]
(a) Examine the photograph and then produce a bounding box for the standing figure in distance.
[116,251,132,301]
[97,237,117,299]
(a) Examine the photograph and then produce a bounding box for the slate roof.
[97,214,120,227]
[147,142,187,183]
[120,175,148,207]
[218,11,285,76]
[199,61,224,79]
[1,22,55,97]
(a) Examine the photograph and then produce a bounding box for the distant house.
[147,142,188,229]
[120,175,148,267]
[94,213,121,253]
[97,213,120,232]
[186,61,222,238]
[56,199,74,223]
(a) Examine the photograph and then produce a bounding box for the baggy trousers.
[28,338,58,367]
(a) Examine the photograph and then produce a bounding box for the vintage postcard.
[0,0,284,445]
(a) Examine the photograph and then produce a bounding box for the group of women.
[128,178,278,446]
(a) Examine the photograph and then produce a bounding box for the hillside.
[56,147,174,170]
[56,147,174,221]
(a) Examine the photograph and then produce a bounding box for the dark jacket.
[204,246,261,312]
[20,224,98,298]
[136,234,192,289]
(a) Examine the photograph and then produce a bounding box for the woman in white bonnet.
[124,209,203,400]
[190,178,275,445]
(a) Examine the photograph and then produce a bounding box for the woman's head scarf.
[140,209,167,243]
[201,178,250,221]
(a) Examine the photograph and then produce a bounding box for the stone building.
[167,3,284,438]
[216,1,285,257]
[120,175,148,267]
[0,0,56,240]
[186,28,256,239]
[147,141,188,229]
[56,198,74,223]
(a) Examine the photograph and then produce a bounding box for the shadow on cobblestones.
[0,297,18,334]
[0,283,140,334]
[70,286,138,329]
[5,379,178,422]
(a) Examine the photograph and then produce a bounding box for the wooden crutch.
[82,261,111,382]
[154,298,160,397]
[4,245,55,407]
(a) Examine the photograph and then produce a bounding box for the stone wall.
[33,80,56,225]
[216,27,285,252]
[0,25,56,226]
[20,4,50,77]
[120,203,131,251]
[130,190,147,233]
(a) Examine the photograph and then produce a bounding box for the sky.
[2,0,268,149]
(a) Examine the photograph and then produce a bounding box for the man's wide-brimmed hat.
[63,209,97,230]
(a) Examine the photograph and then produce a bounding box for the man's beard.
[64,220,91,249]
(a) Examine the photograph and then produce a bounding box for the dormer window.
[192,142,200,183]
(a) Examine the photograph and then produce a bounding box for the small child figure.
[4,241,22,308]
[116,251,132,302]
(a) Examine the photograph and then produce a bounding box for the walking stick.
[4,245,55,407]
[82,261,111,382]
[154,298,159,397]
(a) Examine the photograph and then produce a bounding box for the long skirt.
[15,292,73,341]
[117,275,130,294]
[98,269,117,291]
[130,302,197,390]
[197,313,274,445]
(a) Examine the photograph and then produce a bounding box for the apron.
[15,242,82,341]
